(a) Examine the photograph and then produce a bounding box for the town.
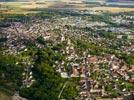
[0,8,134,100]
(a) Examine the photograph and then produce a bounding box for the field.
[89,7,134,13]
[0,2,134,14]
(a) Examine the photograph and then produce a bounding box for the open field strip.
[0,2,134,14]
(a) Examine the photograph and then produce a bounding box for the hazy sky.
[0,0,133,2]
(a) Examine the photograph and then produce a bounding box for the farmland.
[0,2,134,14]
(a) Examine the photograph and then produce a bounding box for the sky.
[0,0,134,2]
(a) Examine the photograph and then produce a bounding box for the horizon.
[0,0,134,2]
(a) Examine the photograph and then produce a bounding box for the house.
[61,72,69,78]
[111,63,119,70]
[80,78,91,90]
[129,65,134,72]
[71,65,79,77]
[79,91,89,97]
[128,75,134,83]
[90,89,102,96]
[87,56,98,64]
